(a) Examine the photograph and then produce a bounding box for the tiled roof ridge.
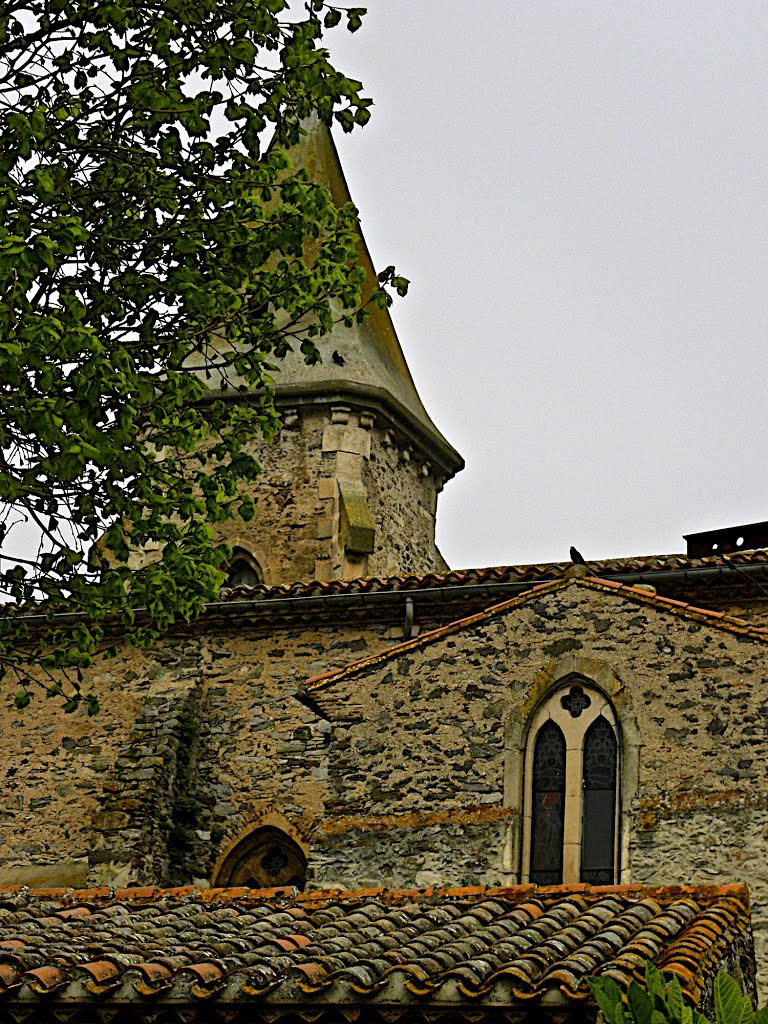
[303,576,768,693]
[579,575,768,635]
[0,881,748,909]
[658,893,753,1005]
[218,547,768,603]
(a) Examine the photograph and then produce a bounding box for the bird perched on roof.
[570,546,587,565]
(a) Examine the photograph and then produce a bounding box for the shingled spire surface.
[271,114,462,478]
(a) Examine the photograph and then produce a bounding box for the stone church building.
[1,119,767,1021]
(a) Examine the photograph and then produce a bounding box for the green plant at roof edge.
[590,962,768,1024]
[0,1,407,714]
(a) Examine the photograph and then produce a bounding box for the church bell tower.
[213,118,463,586]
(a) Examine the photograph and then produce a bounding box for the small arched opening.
[224,547,263,589]
[213,826,307,890]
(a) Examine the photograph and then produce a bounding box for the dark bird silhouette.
[570,546,587,566]
[332,350,345,366]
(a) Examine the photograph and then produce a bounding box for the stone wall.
[215,408,328,586]
[319,584,768,813]
[310,581,768,987]
[632,806,768,999]
[361,421,448,578]
[0,612,433,889]
[0,647,151,887]
[215,403,448,586]
[90,664,203,887]
[6,576,768,990]
[312,806,517,890]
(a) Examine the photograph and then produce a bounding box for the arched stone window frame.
[224,546,266,589]
[211,813,309,890]
[505,655,640,886]
[520,678,620,884]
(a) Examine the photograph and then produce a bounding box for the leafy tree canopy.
[0,0,403,712]
[590,961,767,1024]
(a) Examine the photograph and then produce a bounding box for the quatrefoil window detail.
[561,685,591,718]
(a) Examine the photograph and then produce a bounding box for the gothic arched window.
[224,548,263,589]
[522,680,620,885]
[213,827,307,890]
[530,720,566,884]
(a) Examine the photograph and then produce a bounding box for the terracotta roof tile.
[0,883,750,1010]
[216,549,768,604]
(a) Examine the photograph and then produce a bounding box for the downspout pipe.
[403,596,414,639]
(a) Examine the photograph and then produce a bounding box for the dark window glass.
[214,827,307,890]
[561,685,591,718]
[226,558,261,588]
[581,715,617,884]
[530,720,566,885]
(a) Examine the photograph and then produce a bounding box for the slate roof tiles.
[0,883,750,1010]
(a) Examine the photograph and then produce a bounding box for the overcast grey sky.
[325,2,768,570]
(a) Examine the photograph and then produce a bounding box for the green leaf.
[645,963,665,1000]
[239,494,256,522]
[628,980,655,1024]
[13,690,30,709]
[346,7,365,31]
[589,976,625,1024]
[715,973,748,1024]
[666,975,684,1023]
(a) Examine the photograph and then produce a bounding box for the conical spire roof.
[271,115,463,479]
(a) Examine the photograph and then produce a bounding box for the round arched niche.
[213,827,307,890]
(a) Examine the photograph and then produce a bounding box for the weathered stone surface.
[312,807,517,890]
[6,572,768,994]
[304,581,768,992]
[632,808,768,997]
[214,405,448,584]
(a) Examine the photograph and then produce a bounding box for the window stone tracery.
[213,826,307,890]
[521,677,620,885]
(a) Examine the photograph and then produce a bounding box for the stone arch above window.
[521,677,620,885]
[224,547,263,589]
[213,826,307,889]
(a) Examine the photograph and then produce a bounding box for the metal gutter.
[199,560,768,617]
[15,560,768,627]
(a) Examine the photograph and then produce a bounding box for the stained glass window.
[580,716,617,884]
[530,720,566,885]
[214,827,307,889]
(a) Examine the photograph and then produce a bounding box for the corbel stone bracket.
[338,478,375,556]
